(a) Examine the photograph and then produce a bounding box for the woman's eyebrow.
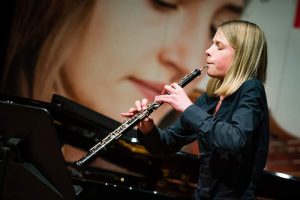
[212,39,224,45]
[221,4,244,15]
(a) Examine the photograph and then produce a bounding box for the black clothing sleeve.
[138,79,269,155]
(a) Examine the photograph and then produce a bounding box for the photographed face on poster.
[33,0,244,123]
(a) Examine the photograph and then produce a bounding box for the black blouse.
[138,79,270,199]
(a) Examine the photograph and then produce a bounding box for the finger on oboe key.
[141,98,148,109]
[135,100,141,111]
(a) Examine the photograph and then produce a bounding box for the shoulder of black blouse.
[239,78,265,93]
[221,79,265,103]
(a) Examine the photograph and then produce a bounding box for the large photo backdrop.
[1,0,300,177]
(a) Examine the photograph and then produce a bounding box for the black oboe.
[74,65,207,168]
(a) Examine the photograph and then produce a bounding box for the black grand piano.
[1,94,300,200]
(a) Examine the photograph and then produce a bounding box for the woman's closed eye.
[215,41,225,50]
[150,0,179,11]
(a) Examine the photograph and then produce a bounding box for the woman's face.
[205,29,236,79]
[58,0,243,122]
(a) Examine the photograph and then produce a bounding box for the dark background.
[0,1,16,80]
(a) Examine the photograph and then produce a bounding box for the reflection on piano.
[1,93,300,199]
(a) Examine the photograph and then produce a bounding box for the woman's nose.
[157,14,210,77]
[205,46,211,56]
[158,46,188,75]
[158,34,205,76]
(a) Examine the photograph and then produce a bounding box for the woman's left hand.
[155,83,193,113]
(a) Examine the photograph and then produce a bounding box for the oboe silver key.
[74,65,207,168]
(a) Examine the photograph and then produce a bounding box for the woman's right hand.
[121,98,155,134]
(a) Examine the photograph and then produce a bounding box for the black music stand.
[0,101,77,200]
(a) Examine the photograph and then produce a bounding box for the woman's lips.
[206,63,213,69]
[129,77,166,101]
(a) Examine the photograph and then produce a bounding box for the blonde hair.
[2,1,96,98]
[206,20,268,97]
[33,0,95,100]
